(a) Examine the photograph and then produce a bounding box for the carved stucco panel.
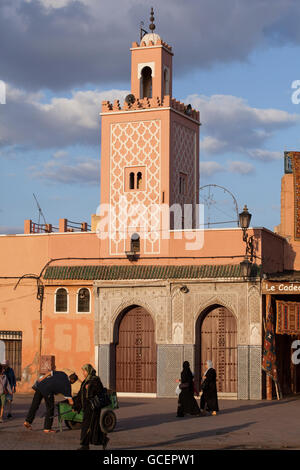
[250,323,262,345]
[172,290,184,323]
[98,287,170,344]
[191,287,247,345]
[237,287,249,345]
[193,293,238,320]
[183,294,194,344]
[248,286,261,324]
[97,281,259,347]
[173,323,183,344]
[99,300,111,344]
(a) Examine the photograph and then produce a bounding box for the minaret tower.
[99,8,200,256]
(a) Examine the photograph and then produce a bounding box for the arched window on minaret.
[137,172,142,189]
[163,67,170,96]
[141,66,152,98]
[129,172,135,189]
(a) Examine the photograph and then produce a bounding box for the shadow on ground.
[116,422,256,449]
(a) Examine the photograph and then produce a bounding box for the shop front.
[262,275,300,398]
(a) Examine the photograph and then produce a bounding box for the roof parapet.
[101,96,200,121]
[131,37,172,51]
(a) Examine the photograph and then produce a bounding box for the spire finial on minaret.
[149,7,155,32]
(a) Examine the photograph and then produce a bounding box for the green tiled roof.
[44,264,260,281]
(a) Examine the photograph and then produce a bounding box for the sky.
[1,0,300,234]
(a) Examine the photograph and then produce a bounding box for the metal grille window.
[0,331,22,381]
[55,288,68,312]
[77,288,90,313]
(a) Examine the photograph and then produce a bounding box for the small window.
[77,288,90,313]
[129,172,135,190]
[0,331,22,380]
[131,233,140,252]
[55,288,68,313]
[125,167,146,191]
[137,172,142,189]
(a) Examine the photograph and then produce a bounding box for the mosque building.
[1,10,299,400]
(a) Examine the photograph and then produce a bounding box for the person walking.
[3,360,16,419]
[200,360,219,415]
[176,361,200,418]
[73,364,109,451]
[0,364,12,423]
[23,369,77,433]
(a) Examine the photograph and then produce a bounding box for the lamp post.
[239,205,254,277]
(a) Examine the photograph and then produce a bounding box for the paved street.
[1,394,300,450]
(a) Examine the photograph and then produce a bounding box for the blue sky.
[1,0,300,234]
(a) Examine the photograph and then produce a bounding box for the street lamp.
[239,205,254,276]
[240,257,252,278]
[239,204,252,232]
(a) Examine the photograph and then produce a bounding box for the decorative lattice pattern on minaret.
[171,122,197,226]
[110,119,161,255]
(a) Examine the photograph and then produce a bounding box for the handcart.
[57,390,119,433]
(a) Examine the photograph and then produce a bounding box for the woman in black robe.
[200,360,219,415]
[176,361,200,417]
[73,364,109,450]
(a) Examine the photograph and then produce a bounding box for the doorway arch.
[195,304,237,394]
[115,305,157,393]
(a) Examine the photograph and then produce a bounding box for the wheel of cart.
[100,409,117,433]
[57,390,119,432]
[100,389,118,432]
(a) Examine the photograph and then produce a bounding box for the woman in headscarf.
[73,364,109,450]
[176,361,200,417]
[200,360,219,415]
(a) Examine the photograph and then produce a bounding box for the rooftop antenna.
[33,193,47,226]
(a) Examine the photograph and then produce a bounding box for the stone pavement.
[1,394,300,450]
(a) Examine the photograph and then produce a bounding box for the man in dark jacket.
[23,369,78,433]
[4,360,16,419]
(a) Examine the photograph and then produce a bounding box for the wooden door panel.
[201,307,237,394]
[116,307,157,393]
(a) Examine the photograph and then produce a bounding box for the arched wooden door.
[200,306,237,394]
[116,306,157,393]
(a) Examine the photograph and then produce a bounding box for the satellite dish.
[125,94,136,105]
[185,104,192,116]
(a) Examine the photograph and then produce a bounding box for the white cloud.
[30,151,100,184]
[246,149,282,161]
[200,159,256,177]
[3,0,300,91]
[227,160,255,175]
[0,226,23,234]
[200,161,225,176]
[53,150,68,159]
[0,85,129,149]
[188,94,299,159]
